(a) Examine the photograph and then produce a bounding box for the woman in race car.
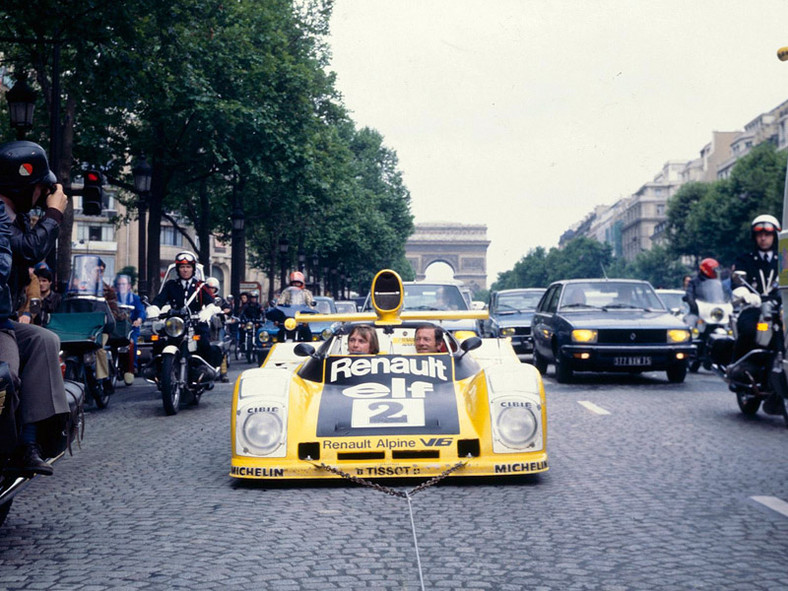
[347,325,379,355]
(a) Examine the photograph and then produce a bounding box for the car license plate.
[614,356,651,367]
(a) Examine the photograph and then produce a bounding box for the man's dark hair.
[34,268,53,281]
[416,323,444,342]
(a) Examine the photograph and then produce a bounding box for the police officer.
[733,214,780,297]
[151,252,223,369]
[0,141,69,475]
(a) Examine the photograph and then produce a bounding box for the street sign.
[240,281,261,293]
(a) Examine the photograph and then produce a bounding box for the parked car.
[481,288,546,355]
[532,279,694,383]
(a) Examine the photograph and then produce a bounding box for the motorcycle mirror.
[294,343,315,357]
[732,270,746,284]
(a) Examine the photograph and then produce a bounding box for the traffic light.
[82,169,103,216]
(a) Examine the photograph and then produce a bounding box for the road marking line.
[751,496,788,518]
[578,401,610,415]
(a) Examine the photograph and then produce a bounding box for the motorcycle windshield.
[695,279,729,303]
[68,254,106,296]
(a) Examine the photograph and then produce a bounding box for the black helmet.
[0,141,57,213]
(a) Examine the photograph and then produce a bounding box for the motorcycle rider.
[685,257,720,315]
[205,277,230,382]
[151,252,223,371]
[0,140,69,475]
[278,271,314,306]
[731,215,783,359]
[733,214,780,297]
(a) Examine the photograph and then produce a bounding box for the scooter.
[708,272,788,427]
[0,362,84,528]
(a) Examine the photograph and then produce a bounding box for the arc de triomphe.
[405,223,489,292]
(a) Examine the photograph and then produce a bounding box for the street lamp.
[278,237,289,291]
[5,76,36,140]
[132,156,153,297]
[231,205,246,302]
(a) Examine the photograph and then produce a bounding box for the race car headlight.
[667,329,690,343]
[710,307,724,322]
[496,406,538,447]
[500,327,516,337]
[164,316,185,338]
[258,331,270,343]
[571,329,597,343]
[242,411,283,455]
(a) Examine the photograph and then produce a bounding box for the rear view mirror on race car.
[459,336,483,358]
[294,343,315,357]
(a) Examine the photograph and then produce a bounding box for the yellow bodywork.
[230,270,548,480]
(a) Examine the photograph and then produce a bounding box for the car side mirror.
[294,343,316,357]
[458,336,482,358]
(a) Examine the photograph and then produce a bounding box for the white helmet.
[206,277,220,290]
[751,214,781,234]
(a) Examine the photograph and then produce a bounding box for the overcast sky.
[326,0,788,286]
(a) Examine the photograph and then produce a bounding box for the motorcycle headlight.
[496,406,538,447]
[258,331,270,343]
[242,411,283,455]
[164,316,185,338]
[321,328,333,340]
[667,329,690,343]
[571,329,597,343]
[710,307,724,322]
[500,327,516,337]
[245,322,254,331]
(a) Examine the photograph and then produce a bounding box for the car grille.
[514,327,531,336]
[598,329,666,344]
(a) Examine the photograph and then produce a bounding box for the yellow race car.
[230,270,548,480]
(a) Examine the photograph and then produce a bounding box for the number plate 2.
[351,399,425,428]
[613,356,652,367]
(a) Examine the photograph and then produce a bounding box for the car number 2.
[351,399,426,428]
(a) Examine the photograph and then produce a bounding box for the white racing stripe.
[578,401,611,415]
[751,496,788,518]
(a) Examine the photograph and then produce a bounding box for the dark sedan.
[480,288,546,354]
[531,279,694,383]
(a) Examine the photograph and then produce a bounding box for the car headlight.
[258,331,270,343]
[667,329,690,343]
[242,411,283,455]
[496,406,538,447]
[710,307,724,322]
[164,316,185,338]
[571,329,597,343]
[500,327,516,337]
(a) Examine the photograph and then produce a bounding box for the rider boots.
[5,443,53,476]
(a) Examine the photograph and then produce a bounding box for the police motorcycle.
[142,261,222,415]
[46,255,118,408]
[0,362,85,528]
[708,272,788,426]
[685,270,733,372]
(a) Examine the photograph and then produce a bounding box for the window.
[161,226,184,247]
[75,223,115,243]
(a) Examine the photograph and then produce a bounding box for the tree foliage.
[0,0,413,294]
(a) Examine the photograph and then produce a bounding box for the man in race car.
[415,324,446,354]
[347,325,379,355]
